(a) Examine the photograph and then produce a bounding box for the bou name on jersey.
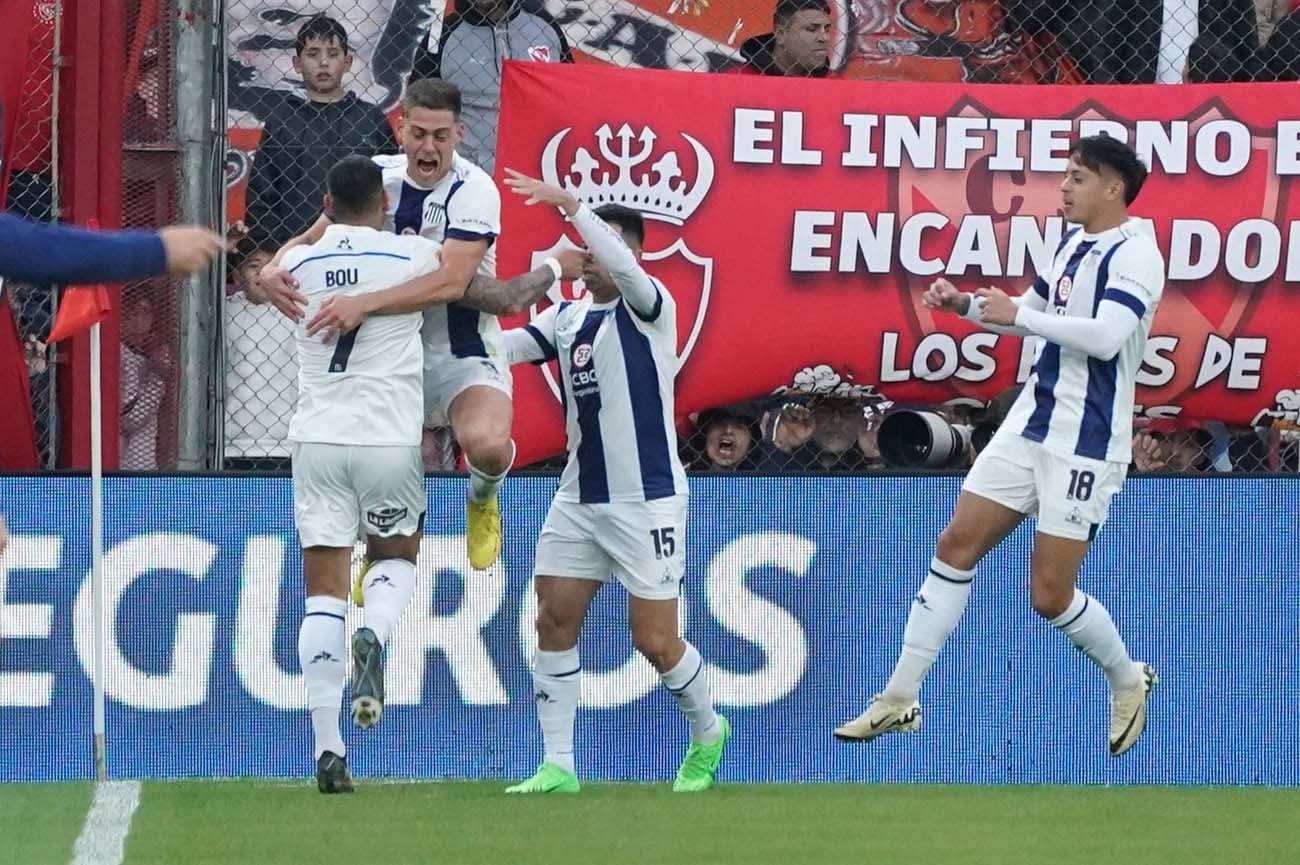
[503,205,689,504]
[372,153,503,360]
[282,224,439,447]
[1003,217,1165,464]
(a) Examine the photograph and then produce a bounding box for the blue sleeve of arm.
[0,214,167,284]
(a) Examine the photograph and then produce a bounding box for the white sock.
[466,440,514,505]
[1050,589,1142,690]
[299,595,347,760]
[882,558,974,703]
[533,648,580,774]
[661,641,722,745]
[361,558,416,647]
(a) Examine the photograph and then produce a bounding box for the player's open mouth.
[417,158,438,175]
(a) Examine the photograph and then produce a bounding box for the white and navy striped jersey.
[371,152,503,361]
[1001,218,1165,464]
[502,205,688,504]
[283,224,439,447]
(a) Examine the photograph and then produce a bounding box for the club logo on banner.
[525,121,716,403]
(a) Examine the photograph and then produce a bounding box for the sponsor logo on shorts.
[366,507,409,532]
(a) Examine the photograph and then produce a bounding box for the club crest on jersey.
[572,344,593,367]
[1055,275,1073,304]
[526,235,712,405]
[528,45,552,62]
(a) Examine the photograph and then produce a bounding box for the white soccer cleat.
[1109,662,1158,757]
[833,694,921,742]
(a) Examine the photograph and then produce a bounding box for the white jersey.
[514,290,688,503]
[1003,218,1165,463]
[283,224,439,447]
[372,152,503,361]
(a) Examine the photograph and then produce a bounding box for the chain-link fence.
[5,0,61,467]
[218,0,1300,476]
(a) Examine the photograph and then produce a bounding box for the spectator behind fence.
[224,240,297,471]
[685,405,765,472]
[735,0,833,77]
[1256,8,1300,79]
[1256,0,1293,45]
[1016,0,1257,83]
[120,293,166,470]
[409,0,571,175]
[244,16,397,249]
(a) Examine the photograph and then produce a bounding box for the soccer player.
[834,135,1163,757]
[262,79,532,572]
[283,156,448,794]
[497,170,729,795]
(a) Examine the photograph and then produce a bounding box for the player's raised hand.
[503,169,580,216]
[922,278,966,313]
[260,263,308,322]
[158,225,223,276]
[307,293,368,342]
[975,286,1017,326]
[553,248,591,281]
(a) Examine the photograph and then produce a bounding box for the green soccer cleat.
[505,762,580,794]
[672,714,730,792]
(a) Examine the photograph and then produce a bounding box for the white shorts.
[962,429,1126,541]
[423,353,512,426]
[534,495,688,601]
[291,442,425,548]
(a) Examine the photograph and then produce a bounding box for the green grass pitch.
[5,781,1297,864]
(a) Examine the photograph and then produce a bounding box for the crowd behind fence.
[7,0,1300,473]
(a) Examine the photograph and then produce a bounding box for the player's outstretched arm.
[461,249,587,316]
[304,238,487,340]
[994,291,1142,360]
[503,169,661,316]
[0,214,220,284]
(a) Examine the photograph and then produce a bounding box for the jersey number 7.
[328,324,362,373]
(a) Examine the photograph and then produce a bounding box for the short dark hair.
[1070,134,1149,205]
[593,204,645,248]
[295,16,349,55]
[775,0,830,26]
[404,78,461,117]
[326,155,383,221]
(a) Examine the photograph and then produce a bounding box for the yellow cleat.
[466,496,502,570]
[351,557,369,607]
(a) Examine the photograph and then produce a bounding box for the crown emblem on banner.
[540,124,715,226]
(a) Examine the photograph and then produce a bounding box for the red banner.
[498,63,1300,466]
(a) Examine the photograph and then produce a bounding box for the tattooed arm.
[460,248,587,316]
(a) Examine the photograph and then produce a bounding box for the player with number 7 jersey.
[281,157,439,794]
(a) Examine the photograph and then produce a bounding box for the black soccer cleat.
[350,626,385,730]
[316,751,354,794]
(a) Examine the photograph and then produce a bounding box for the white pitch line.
[70,781,141,865]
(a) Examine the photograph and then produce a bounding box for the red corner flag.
[46,219,112,343]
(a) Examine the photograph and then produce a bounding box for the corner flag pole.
[90,320,107,782]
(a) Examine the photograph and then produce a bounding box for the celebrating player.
[283,156,442,793]
[498,171,729,795]
[262,79,549,572]
[835,135,1163,756]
